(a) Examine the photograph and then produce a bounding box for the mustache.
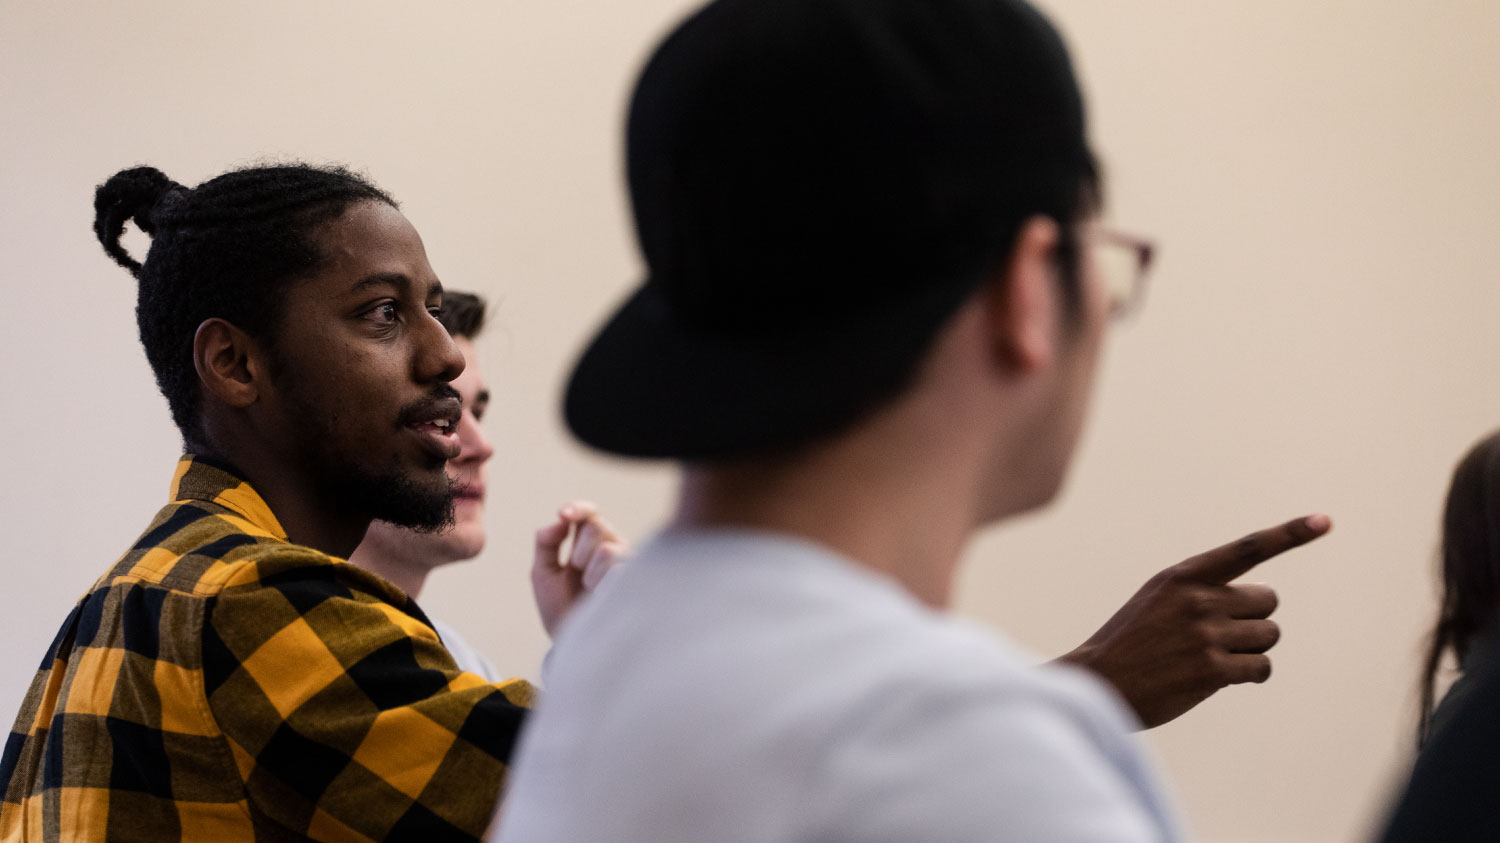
[395,384,462,428]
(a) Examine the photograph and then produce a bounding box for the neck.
[195,439,370,559]
[346,542,429,598]
[671,300,1054,607]
[675,420,984,610]
[673,294,1068,606]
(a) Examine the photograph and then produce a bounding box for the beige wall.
[3,2,1499,840]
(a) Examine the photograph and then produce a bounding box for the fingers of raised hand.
[1176,514,1332,585]
[1217,619,1281,654]
[533,516,573,570]
[535,501,608,570]
[559,501,599,522]
[1168,584,1282,683]
[568,518,628,590]
[581,540,626,591]
[1224,583,1278,619]
[571,520,605,571]
[1182,585,1281,646]
[1217,653,1273,685]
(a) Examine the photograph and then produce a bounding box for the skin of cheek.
[287,329,416,477]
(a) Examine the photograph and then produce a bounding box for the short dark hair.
[93,163,396,444]
[437,290,487,341]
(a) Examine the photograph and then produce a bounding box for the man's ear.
[193,318,266,409]
[985,215,1062,374]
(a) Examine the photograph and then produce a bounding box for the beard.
[323,458,457,532]
[277,370,459,532]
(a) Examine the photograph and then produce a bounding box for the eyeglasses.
[1093,228,1154,319]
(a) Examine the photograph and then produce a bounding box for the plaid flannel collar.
[170,455,289,541]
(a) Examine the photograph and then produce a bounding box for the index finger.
[558,500,599,523]
[533,514,572,572]
[1173,514,1332,584]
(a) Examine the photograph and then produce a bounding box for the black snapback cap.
[566,0,1092,460]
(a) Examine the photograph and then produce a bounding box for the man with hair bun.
[497,0,1331,840]
[0,164,614,841]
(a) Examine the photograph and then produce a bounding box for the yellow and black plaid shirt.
[0,457,534,842]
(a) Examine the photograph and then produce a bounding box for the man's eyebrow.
[348,275,445,299]
[349,272,410,294]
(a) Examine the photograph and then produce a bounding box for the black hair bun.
[93,166,185,277]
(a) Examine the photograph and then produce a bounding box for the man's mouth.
[401,396,463,461]
[453,482,485,504]
[410,417,456,434]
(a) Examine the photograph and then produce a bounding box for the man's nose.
[415,313,465,384]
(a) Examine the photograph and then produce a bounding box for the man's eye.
[429,305,446,320]
[365,302,399,324]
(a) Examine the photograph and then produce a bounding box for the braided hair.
[92,163,396,444]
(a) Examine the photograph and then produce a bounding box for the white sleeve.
[803,677,1178,843]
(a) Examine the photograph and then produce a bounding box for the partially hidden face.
[443,336,494,559]
[994,212,1115,521]
[1034,214,1114,503]
[263,199,466,530]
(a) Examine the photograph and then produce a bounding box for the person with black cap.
[496,0,1330,839]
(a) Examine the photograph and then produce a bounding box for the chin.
[441,518,486,562]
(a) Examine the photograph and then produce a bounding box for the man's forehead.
[314,201,437,291]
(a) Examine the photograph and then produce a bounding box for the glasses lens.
[1095,240,1139,314]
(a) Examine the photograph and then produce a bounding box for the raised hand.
[531,501,629,637]
[1056,514,1332,729]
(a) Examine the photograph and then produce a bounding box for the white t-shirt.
[497,527,1181,842]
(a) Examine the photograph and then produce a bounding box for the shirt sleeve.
[201,549,532,842]
[805,673,1176,843]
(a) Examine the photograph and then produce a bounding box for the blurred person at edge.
[1378,430,1500,842]
[495,0,1332,840]
[350,289,626,680]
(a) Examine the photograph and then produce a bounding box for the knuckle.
[1154,566,1185,585]
[1234,534,1265,559]
[1184,588,1217,616]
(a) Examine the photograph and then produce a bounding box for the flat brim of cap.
[564,276,981,460]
